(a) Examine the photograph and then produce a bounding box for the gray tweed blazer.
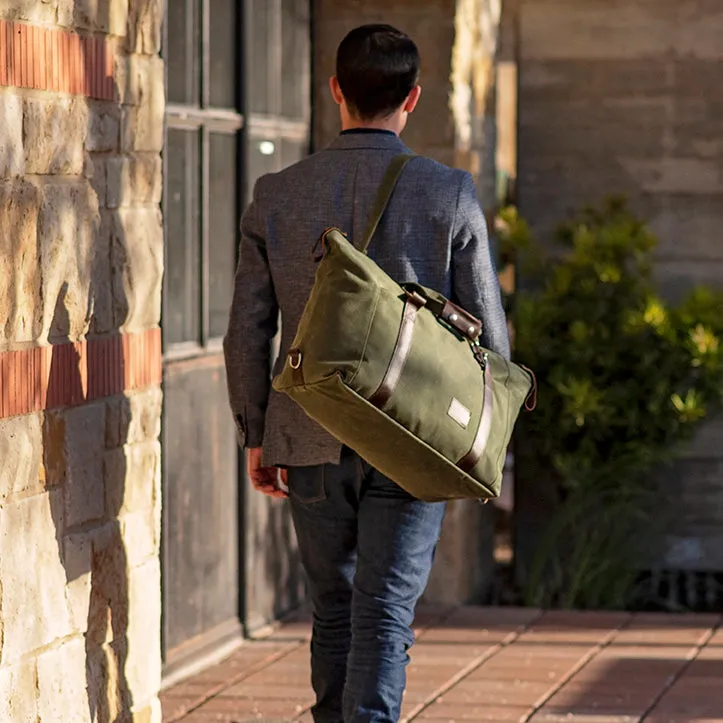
[223,130,510,467]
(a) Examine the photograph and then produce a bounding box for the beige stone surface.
[38,180,100,342]
[36,637,92,723]
[63,532,93,633]
[0,92,24,178]
[0,658,38,722]
[121,507,158,569]
[125,558,162,709]
[0,179,41,345]
[63,403,107,528]
[87,102,122,153]
[107,154,163,208]
[110,208,164,331]
[120,56,165,152]
[104,441,160,517]
[0,413,44,503]
[0,0,56,24]
[126,0,163,55]
[124,388,163,445]
[24,96,88,176]
[0,491,73,663]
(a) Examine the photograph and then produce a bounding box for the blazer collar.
[326,132,411,153]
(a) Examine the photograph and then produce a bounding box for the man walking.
[224,24,509,723]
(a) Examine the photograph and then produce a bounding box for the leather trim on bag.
[369,291,426,408]
[458,362,495,472]
[440,300,482,341]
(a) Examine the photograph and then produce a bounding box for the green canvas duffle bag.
[272,154,535,502]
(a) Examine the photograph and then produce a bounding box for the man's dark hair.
[336,24,420,120]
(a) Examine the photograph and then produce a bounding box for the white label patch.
[447,398,471,428]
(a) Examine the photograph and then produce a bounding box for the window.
[245,0,311,200]
[162,0,311,352]
[163,0,243,351]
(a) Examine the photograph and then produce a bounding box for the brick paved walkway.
[161,606,723,723]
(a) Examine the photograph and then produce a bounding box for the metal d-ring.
[289,350,302,369]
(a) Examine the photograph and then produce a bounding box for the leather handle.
[401,283,482,342]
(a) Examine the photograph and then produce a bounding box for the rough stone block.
[121,507,158,569]
[87,521,128,648]
[38,180,100,343]
[107,154,162,208]
[126,0,163,55]
[86,639,132,722]
[0,413,44,503]
[89,209,116,336]
[133,698,162,723]
[110,208,164,331]
[87,154,107,208]
[1,0,57,23]
[104,441,160,517]
[0,659,38,722]
[125,388,163,445]
[87,103,121,153]
[63,532,93,633]
[0,490,73,663]
[23,96,87,175]
[63,402,107,528]
[114,54,139,106]
[120,57,164,152]
[125,558,162,707]
[0,179,41,345]
[0,92,24,177]
[37,637,92,723]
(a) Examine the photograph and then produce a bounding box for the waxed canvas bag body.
[272,154,534,502]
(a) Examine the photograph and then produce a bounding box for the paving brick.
[415,701,532,721]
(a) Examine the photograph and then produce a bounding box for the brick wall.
[0,1,164,720]
[516,0,723,572]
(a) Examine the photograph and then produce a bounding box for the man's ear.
[329,76,344,106]
[404,85,422,114]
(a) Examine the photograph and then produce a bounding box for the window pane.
[208,133,239,338]
[248,0,272,114]
[164,129,201,346]
[167,0,199,105]
[247,135,279,203]
[209,0,237,108]
[281,0,310,119]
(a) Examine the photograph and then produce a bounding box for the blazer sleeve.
[451,171,511,360]
[223,177,279,448]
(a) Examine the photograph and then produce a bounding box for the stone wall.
[0,1,164,720]
[313,0,501,604]
[516,0,723,572]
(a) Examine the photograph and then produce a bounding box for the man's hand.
[247,447,288,499]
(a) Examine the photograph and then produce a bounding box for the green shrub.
[498,197,723,609]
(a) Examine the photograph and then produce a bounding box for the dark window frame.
[161,0,312,357]
[162,0,244,357]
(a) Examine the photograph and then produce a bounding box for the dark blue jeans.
[287,447,446,723]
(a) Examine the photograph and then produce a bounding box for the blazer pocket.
[287,465,326,504]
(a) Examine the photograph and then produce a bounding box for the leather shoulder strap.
[358,153,415,254]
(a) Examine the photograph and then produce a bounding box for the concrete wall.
[516,0,723,571]
[313,0,500,604]
[0,1,164,720]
